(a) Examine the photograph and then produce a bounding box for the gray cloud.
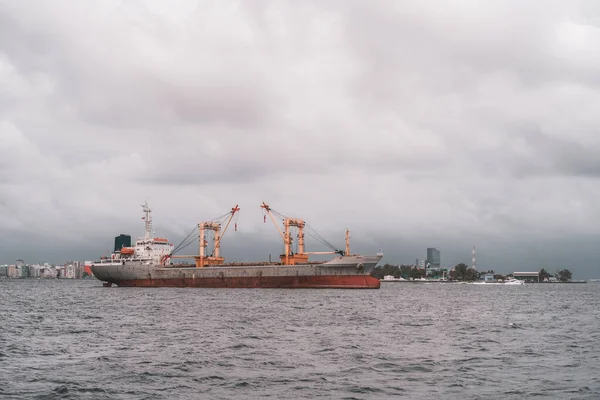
[2,0,600,278]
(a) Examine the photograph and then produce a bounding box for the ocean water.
[1,279,599,399]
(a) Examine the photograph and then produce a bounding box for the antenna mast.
[472,245,476,270]
[142,201,152,240]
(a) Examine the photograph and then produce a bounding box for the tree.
[371,263,428,280]
[539,269,551,282]
[410,267,425,279]
[464,268,479,281]
[400,265,414,278]
[370,263,400,279]
[453,263,468,281]
[556,269,572,282]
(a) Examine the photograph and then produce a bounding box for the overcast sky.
[1,1,600,278]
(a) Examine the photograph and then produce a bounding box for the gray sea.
[1,279,599,399]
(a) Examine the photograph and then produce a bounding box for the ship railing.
[96,258,152,264]
[162,261,329,268]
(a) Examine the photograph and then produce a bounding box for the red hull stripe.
[112,275,381,289]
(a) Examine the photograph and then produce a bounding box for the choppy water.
[1,279,599,399]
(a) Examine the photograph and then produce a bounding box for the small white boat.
[504,278,524,285]
[381,275,406,282]
[468,278,524,285]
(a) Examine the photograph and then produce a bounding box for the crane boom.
[193,205,240,267]
[345,228,351,256]
[213,205,240,255]
[261,202,286,241]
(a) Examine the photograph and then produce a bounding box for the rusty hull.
[92,261,381,289]
[114,274,381,289]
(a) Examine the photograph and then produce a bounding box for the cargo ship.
[91,202,383,289]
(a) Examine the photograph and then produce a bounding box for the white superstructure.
[97,202,173,266]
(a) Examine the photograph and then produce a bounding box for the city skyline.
[2,2,600,279]
[1,235,592,279]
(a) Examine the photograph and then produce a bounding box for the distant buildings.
[513,271,540,282]
[422,247,449,279]
[0,260,93,279]
[426,247,440,268]
[114,234,131,252]
[7,264,29,278]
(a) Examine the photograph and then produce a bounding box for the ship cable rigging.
[170,225,199,255]
[304,222,343,255]
[205,205,240,257]
[261,204,344,255]
[169,207,240,257]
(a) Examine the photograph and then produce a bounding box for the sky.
[1,0,600,278]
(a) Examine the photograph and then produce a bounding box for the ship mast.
[142,201,152,240]
[345,228,351,256]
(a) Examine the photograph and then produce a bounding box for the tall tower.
[426,248,440,268]
[472,246,476,270]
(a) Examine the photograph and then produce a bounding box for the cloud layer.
[2,0,600,278]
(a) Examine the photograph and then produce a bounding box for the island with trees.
[371,263,575,283]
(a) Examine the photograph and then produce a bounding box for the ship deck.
[164,261,328,268]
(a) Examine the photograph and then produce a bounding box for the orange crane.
[261,202,349,265]
[169,205,240,267]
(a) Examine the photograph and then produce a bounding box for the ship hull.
[113,275,380,289]
[91,255,382,289]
